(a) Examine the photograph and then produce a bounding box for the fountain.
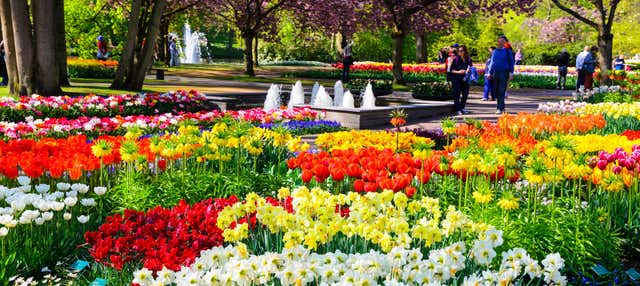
[361,82,376,108]
[342,90,355,108]
[263,84,281,111]
[313,86,333,107]
[287,80,305,108]
[310,82,320,106]
[182,23,202,64]
[333,81,344,107]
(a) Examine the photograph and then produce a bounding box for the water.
[333,81,344,107]
[263,84,282,111]
[182,23,201,64]
[342,90,355,108]
[313,85,333,107]
[361,82,376,108]
[310,82,320,107]
[288,80,305,108]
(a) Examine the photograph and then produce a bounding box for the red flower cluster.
[0,135,122,179]
[621,129,640,140]
[287,148,440,195]
[84,197,239,271]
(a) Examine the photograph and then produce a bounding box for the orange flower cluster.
[448,121,537,155]
[67,58,119,68]
[0,135,122,179]
[497,113,606,136]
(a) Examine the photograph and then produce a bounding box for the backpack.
[466,66,479,84]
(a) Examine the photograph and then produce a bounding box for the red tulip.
[301,169,313,183]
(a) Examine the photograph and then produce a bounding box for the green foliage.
[353,31,416,63]
[65,0,127,59]
[344,79,393,96]
[509,74,577,89]
[520,43,584,66]
[412,82,452,100]
[259,19,336,63]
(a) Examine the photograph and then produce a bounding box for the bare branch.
[551,0,598,28]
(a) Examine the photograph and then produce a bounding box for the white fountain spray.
[310,82,320,107]
[263,84,282,111]
[182,23,202,64]
[313,86,333,107]
[361,82,376,108]
[288,80,305,108]
[333,80,344,107]
[342,90,355,108]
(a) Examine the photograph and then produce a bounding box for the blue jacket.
[486,48,514,75]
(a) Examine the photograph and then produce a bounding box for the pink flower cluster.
[0,107,320,139]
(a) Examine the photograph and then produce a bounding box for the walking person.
[0,41,7,86]
[169,37,180,67]
[437,48,447,64]
[515,49,523,65]
[486,35,515,114]
[575,46,591,91]
[450,45,473,115]
[556,48,570,90]
[445,44,459,85]
[582,46,598,90]
[341,39,354,83]
[482,47,496,101]
[96,36,109,60]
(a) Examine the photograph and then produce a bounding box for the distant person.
[556,48,570,90]
[0,41,7,86]
[486,35,514,114]
[575,46,591,91]
[445,44,459,84]
[437,48,447,64]
[482,47,496,101]
[515,49,523,65]
[450,45,473,115]
[341,39,354,83]
[582,46,598,90]
[613,54,625,71]
[169,37,180,67]
[96,35,109,60]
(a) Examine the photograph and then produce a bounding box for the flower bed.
[67,58,118,79]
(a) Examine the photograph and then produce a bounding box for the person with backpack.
[486,35,515,114]
[582,46,598,90]
[449,45,473,115]
[169,37,180,67]
[96,36,109,60]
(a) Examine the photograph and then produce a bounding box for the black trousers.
[451,77,469,112]
[342,56,353,83]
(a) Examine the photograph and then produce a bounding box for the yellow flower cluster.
[217,187,490,252]
[143,123,299,162]
[524,139,592,185]
[576,102,640,119]
[561,134,640,153]
[315,130,433,152]
[450,145,519,176]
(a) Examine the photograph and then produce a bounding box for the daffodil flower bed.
[315,130,433,152]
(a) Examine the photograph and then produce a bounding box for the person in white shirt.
[575,46,591,91]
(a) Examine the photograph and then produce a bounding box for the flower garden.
[2,89,640,285]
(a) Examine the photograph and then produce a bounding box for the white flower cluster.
[537,100,586,114]
[133,230,566,286]
[0,176,107,236]
[573,85,622,101]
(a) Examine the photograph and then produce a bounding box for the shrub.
[412,81,452,100]
[345,79,393,96]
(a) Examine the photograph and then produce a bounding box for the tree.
[111,0,167,91]
[550,0,622,82]
[157,0,202,66]
[0,0,64,95]
[208,0,293,76]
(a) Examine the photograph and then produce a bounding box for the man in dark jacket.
[556,48,570,90]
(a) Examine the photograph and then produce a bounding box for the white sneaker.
[481,98,489,101]
[456,111,464,116]
[462,109,471,114]
[495,109,504,114]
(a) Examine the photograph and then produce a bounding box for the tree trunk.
[253,37,259,67]
[111,0,142,90]
[128,0,166,91]
[55,0,69,86]
[227,26,234,49]
[391,32,405,85]
[9,0,34,95]
[598,30,613,85]
[159,19,169,66]
[0,0,18,94]
[416,32,427,64]
[243,33,255,76]
[32,0,61,95]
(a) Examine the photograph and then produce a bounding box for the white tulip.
[34,217,45,225]
[0,227,8,236]
[80,198,96,207]
[77,215,90,224]
[35,184,50,193]
[10,200,26,211]
[63,213,72,221]
[71,183,89,194]
[94,186,107,196]
[56,183,70,191]
[42,212,54,221]
[64,197,78,207]
[17,176,31,186]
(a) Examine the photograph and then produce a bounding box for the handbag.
[466,66,478,84]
